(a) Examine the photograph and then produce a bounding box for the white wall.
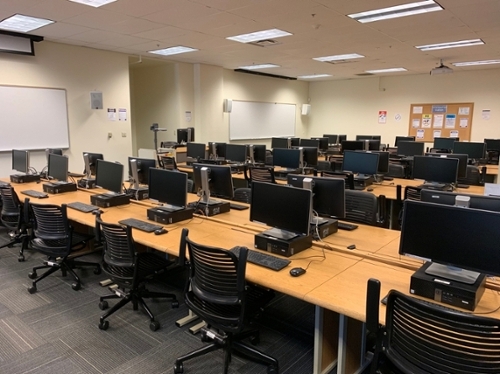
[307,69,500,146]
[0,41,132,177]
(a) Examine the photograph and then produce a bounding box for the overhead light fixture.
[149,46,198,56]
[0,14,54,33]
[297,74,332,79]
[313,53,364,62]
[348,0,443,23]
[452,60,500,67]
[416,39,484,51]
[69,0,117,7]
[365,68,407,73]
[227,29,292,43]
[238,64,280,70]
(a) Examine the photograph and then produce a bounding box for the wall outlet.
[122,132,126,137]
[107,132,112,139]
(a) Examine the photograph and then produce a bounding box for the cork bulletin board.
[408,103,473,142]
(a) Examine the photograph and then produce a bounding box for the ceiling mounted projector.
[430,59,453,75]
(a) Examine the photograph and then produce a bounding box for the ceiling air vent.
[248,39,280,47]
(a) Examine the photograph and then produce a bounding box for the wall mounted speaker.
[90,91,103,109]
[301,104,311,116]
[223,99,233,113]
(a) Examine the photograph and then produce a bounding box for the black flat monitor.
[342,150,379,177]
[148,168,187,209]
[186,142,206,160]
[394,136,415,146]
[46,148,63,163]
[225,144,247,163]
[420,190,500,212]
[425,153,468,178]
[272,148,301,169]
[400,200,500,283]
[433,137,457,150]
[250,181,311,238]
[372,151,389,174]
[323,134,339,145]
[311,137,329,151]
[341,140,364,153]
[300,146,318,167]
[248,144,266,164]
[300,139,319,149]
[83,152,104,176]
[177,127,194,143]
[289,137,300,147]
[356,135,381,141]
[12,149,29,173]
[208,142,226,159]
[192,163,234,200]
[271,137,289,149]
[452,142,486,160]
[412,156,458,185]
[484,139,500,152]
[287,174,345,219]
[47,154,68,182]
[96,160,123,194]
[366,139,381,151]
[397,141,424,157]
[128,157,156,185]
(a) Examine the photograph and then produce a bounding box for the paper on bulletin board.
[458,107,470,115]
[445,114,456,128]
[413,106,423,114]
[433,114,443,128]
[433,130,441,138]
[416,129,425,139]
[450,130,459,138]
[459,118,468,128]
[422,114,432,128]
[412,119,420,128]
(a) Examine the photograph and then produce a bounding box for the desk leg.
[313,306,338,374]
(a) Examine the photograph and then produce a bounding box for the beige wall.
[307,69,500,146]
[0,41,132,177]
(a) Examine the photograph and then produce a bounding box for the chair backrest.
[187,179,194,193]
[247,166,276,184]
[0,186,22,230]
[95,217,135,268]
[373,287,500,374]
[160,156,177,170]
[316,160,332,172]
[322,171,355,190]
[233,188,251,203]
[387,163,405,178]
[457,165,485,186]
[345,190,380,225]
[29,202,69,240]
[403,185,422,201]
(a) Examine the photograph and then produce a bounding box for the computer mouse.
[367,187,374,192]
[154,228,168,235]
[289,267,306,277]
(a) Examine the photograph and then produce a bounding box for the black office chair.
[159,155,177,170]
[322,171,355,190]
[386,163,405,179]
[345,190,386,226]
[457,165,486,186]
[366,278,500,374]
[245,165,277,184]
[0,186,31,261]
[233,187,251,203]
[187,179,194,193]
[26,200,100,293]
[316,160,333,172]
[174,228,278,374]
[95,215,179,331]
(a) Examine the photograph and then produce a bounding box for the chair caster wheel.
[94,266,101,275]
[28,285,36,294]
[172,300,179,308]
[99,301,108,310]
[72,283,81,291]
[173,362,184,373]
[28,271,37,279]
[18,255,25,262]
[267,365,278,374]
[98,320,109,330]
[150,320,160,331]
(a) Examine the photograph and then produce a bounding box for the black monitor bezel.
[394,136,416,147]
[82,152,104,176]
[128,157,156,185]
[225,144,247,163]
[12,149,29,174]
[433,137,457,150]
[47,153,68,182]
[342,150,379,176]
[453,142,486,159]
[341,140,364,153]
[186,142,206,160]
[412,156,459,184]
[397,141,424,157]
[272,148,301,169]
[95,160,123,194]
[148,168,187,208]
[425,153,468,179]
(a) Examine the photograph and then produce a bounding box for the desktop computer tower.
[254,233,312,257]
[10,174,40,183]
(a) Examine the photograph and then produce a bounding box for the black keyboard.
[68,172,86,178]
[21,190,48,199]
[337,222,358,231]
[67,201,100,213]
[229,203,249,210]
[118,218,162,233]
[230,247,291,271]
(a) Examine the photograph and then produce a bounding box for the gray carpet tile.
[0,343,68,374]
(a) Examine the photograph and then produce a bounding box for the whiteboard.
[229,101,296,140]
[0,85,70,151]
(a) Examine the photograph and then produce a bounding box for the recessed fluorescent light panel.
[69,0,117,7]
[238,64,280,70]
[227,29,292,43]
[298,74,332,79]
[149,46,198,56]
[452,60,500,67]
[365,68,407,73]
[416,39,484,51]
[348,0,443,23]
[313,53,364,62]
[0,14,54,32]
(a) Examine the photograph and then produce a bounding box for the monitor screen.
[47,153,68,182]
[225,144,247,163]
[342,150,379,176]
[366,139,381,151]
[289,137,300,147]
[248,144,266,164]
[272,148,301,169]
[177,128,194,143]
[420,190,500,212]
[148,168,187,208]
[271,137,289,149]
[96,160,123,194]
[12,149,29,173]
[372,151,389,173]
[128,157,156,185]
[186,142,206,160]
[300,139,319,148]
[300,146,318,167]
[83,152,104,176]
[208,142,226,158]
[425,153,468,178]
[46,149,63,163]
[192,163,234,199]
[310,137,329,151]
[400,200,500,278]
[433,137,457,150]
[250,181,311,236]
[356,135,381,141]
[341,140,364,153]
[394,136,416,146]
[287,174,345,219]
[412,156,458,184]
[397,141,424,157]
[484,139,500,152]
[453,142,486,159]
[323,134,339,145]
